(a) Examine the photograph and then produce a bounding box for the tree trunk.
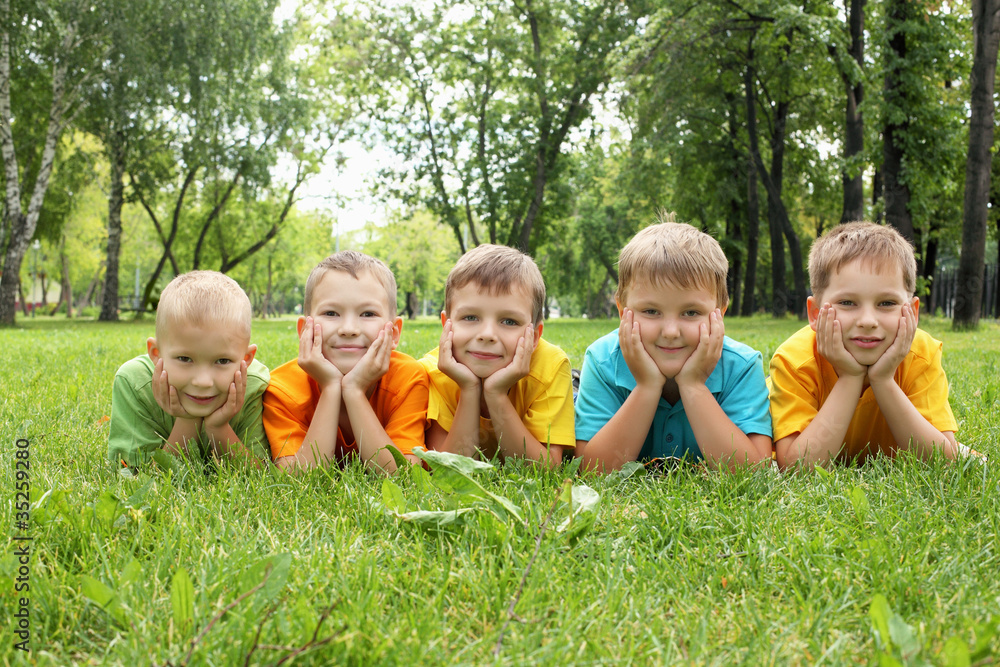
[954,0,1000,329]
[59,236,73,318]
[16,274,26,316]
[872,165,883,223]
[883,0,917,247]
[725,95,744,316]
[0,4,78,326]
[840,0,866,223]
[99,132,126,321]
[741,48,761,317]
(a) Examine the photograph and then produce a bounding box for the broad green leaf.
[605,461,645,484]
[412,447,494,474]
[80,575,127,626]
[410,464,434,495]
[171,568,195,629]
[942,636,970,667]
[92,490,122,529]
[120,559,143,587]
[814,465,832,478]
[888,614,920,659]
[383,443,409,471]
[151,449,183,476]
[240,553,292,607]
[392,508,474,530]
[559,479,573,505]
[381,479,407,513]
[557,485,601,539]
[851,485,870,521]
[870,594,892,648]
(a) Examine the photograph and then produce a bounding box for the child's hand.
[437,319,481,391]
[815,303,866,378]
[342,322,394,394]
[676,308,724,388]
[204,360,247,430]
[868,302,916,385]
[619,308,665,390]
[151,358,200,420]
[298,316,343,390]
[483,323,535,397]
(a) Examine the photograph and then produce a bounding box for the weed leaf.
[383,443,409,470]
[870,594,892,648]
[851,485,870,521]
[80,575,127,626]
[557,484,601,539]
[382,479,407,513]
[391,508,475,530]
[171,568,195,629]
[942,636,970,667]
[241,553,292,608]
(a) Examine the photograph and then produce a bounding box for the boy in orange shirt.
[420,244,574,467]
[263,251,428,472]
[769,222,962,468]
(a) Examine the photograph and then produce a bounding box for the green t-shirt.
[107,354,270,467]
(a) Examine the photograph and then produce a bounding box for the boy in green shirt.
[108,271,269,468]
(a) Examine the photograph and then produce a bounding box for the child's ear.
[806,296,821,330]
[296,316,307,337]
[533,322,543,340]
[243,344,257,365]
[910,296,920,322]
[147,337,161,363]
[615,300,624,319]
[390,317,403,349]
[719,304,728,317]
[440,310,447,326]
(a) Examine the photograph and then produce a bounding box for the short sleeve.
[574,343,626,442]
[263,385,309,460]
[381,361,430,456]
[230,362,270,460]
[720,350,772,438]
[768,346,822,443]
[523,351,575,446]
[902,338,958,434]
[107,365,171,467]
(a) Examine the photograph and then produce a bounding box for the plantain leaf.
[171,568,195,629]
[381,479,407,513]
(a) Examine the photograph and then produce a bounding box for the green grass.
[1,315,998,666]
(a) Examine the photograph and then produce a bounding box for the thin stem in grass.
[493,485,564,657]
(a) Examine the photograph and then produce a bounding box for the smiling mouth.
[333,345,367,352]
[468,351,502,360]
[185,394,218,404]
[657,346,686,354]
[851,337,883,349]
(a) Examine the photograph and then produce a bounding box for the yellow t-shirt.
[768,325,958,460]
[420,338,575,456]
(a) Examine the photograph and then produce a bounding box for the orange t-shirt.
[263,350,428,462]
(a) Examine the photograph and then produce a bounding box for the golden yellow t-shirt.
[768,325,957,460]
[419,338,575,454]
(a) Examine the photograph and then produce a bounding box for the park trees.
[954,0,1000,329]
[346,0,634,254]
[0,0,103,325]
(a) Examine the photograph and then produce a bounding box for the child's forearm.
[678,383,769,470]
[436,386,483,459]
[777,374,864,469]
[484,392,562,467]
[577,385,661,472]
[341,385,402,474]
[870,379,958,459]
[164,417,202,459]
[285,387,341,470]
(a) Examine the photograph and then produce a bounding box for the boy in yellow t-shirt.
[770,221,962,468]
[420,244,574,467]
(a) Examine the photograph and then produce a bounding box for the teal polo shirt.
[574,331,772,461]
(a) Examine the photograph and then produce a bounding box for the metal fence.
[927,264,999,319]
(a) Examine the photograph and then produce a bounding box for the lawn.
[1,315,998,666]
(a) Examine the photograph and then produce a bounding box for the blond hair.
[156,271,252,342]
[303,250,398,316]
[809,221,917,299]
[444,244,546,324]
[616,215,729,308]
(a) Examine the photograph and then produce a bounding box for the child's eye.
[641,309,659,317]
[837,300,855,307]
[216,358,233,365]
[683,310,702,318]
[176,356,192,363]
[461,314,479,322]
[322,310,337,317]
[361,311,379,318]
[501,318,520,326]
[879,300,898,308]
